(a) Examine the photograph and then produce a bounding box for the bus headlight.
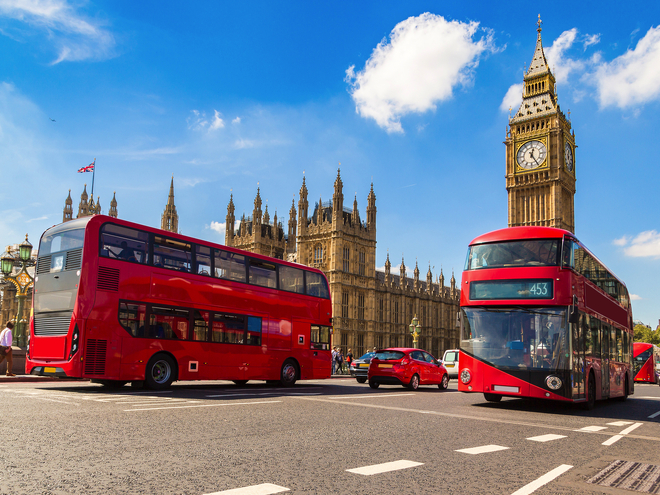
[545,375,562,391]
[460,368,472,384]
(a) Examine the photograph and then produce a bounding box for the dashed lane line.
[456,444,510,455]
[601,422,643,446]
[510,464,573,495]
[648,410,660,419]
[576,426,607,432]
[346,460,424,475]
[124,400,282,412]
[324,393,416,399]
[205,392,322,398]
[526,434,567,442]
[204,483,290,495]
[607,421,633,426]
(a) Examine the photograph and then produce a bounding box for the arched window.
[314,244,323,264]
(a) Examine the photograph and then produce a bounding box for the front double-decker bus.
[633,342,659,384]
[27,215,333,389]
[458,227,633,409]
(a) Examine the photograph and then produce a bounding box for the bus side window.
[214,250,246,283]
[100,224,149,264]
[311,325,331,350]
[306,272,330,298]
[279,265,304,294]
[118,302,146,337]
[249,260,277,288]
[149,306,189,340]
[247,317,262,346]
[153,237,191,273]
[196,245,212,276]
[192,310,209,341]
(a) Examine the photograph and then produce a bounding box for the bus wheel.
[100,380,127,389]
[407,374,420,390]
[438,374,449,390]
[617,376,629,402]
[356,377,367,384]
[584,373,596,411]
[484,393,502,402]
[232,380,248,386]
[279,359,298,387]
[145,354,176,390]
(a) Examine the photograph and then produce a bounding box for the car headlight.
[460,368,472,384]
[545,375,562,391]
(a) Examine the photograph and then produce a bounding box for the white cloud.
[232,117,241,124]
[614,230,660,258]
[208,220,239,238]
[209,110,225,131]
[630,294,642,301]
[346,13,497,133]
[593,26,660,108]
[544,28,585,84]
[583,34,600,51]
[500,83,523,113]
[234,138,255,149]
[0,0,116,64]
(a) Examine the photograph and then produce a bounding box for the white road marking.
[346,460,423,475]
[205,483,290,494]
[648,410,660,419]
[607,421,633,426]
[12,396,80,405]
[510,464,573,495]
[205,392,321,398]
[125,400,281,411]
[526,434,566,442]
[636,396,660,400]
[124,401,201,406]
[602,435,623,446]
[324,393,415,399]
[455,444,510,455]
[619,423,643,435]
[576,426,607,432]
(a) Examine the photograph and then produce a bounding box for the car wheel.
[483,393,502,402]
[145,353,176,390]
[369,380,380,389]
[438,374,449,390]
[407,374,420,390]
[232,380,248,386]
[356,377,367,384]
[584,373,596,410]
[280,359,298,387]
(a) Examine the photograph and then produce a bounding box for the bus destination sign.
[469,279,553,301]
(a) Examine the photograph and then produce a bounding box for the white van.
[442,349,459,378]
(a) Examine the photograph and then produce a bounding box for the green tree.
[634,324,660,345]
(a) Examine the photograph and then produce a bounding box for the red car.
[367,348,450,390]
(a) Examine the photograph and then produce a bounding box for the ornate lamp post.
[1,234,35,347]
[409,315,421,349]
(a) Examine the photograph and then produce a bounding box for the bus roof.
[469,226,571,245]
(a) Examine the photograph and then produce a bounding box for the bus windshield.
[461,307,569,371]
[465,239,560,270]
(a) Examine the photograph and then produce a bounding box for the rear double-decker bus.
[633,342,659,384]
[27,215,333,389]
[458,227,633,409]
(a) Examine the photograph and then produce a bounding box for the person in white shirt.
[0,322,16,377]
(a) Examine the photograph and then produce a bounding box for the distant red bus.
[458,227,634,409]
[27,215,333,389]
[633,342,659,384]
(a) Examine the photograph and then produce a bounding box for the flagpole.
[91,158,96,197]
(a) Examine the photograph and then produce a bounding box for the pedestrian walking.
[0,322,16,377]
[346,348,354,367]
[336,349,344,374]
[331,347,338,375]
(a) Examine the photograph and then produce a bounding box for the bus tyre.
[279,359,298,387]
[369,380,379,389]
[585,373,596,411]
[617,376,629,402]
[356,377,367,384]
[407,374,420,390]
[232,380,248,386]
[100,380,127,389]
[438,374,449,390]
[484,393,502,402]
[145,354,176,390]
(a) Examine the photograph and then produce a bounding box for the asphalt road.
[1,377,659,495]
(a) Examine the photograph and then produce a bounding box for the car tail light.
[400,358,409,365]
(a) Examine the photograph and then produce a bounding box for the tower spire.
[161,176,179,233]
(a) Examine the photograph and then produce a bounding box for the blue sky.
[1,1,660,326]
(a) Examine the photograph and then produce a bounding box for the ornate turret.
[384,252,391,286]
[414,261,420,292]
[253,187,262,228]
[333,168,343,224]
[399,257,406,289]
[298,176,308,235]
[77,184,89,218]
[226,193,236,244]
[109,191,118,218]
[263,204,270,226]
[367,183,376,231]
[63,190,73,222]
[426,264,433,294]
[288,199,297,242]
[161,176,179,233]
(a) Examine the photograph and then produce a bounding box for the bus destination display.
[469,279,553,300]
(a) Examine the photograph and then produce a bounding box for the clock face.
[516,140,547,170]
[564,142,574,172]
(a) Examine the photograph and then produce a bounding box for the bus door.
[600,324,610,398]
[571,318,585,399]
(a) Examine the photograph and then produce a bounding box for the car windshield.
[465,239,560,270]
[358,352,375,360]
[374,350,405,360]
[461,306,569,371]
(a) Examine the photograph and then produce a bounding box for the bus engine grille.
[65,249,83,270]
[36,256,52,274]
[34,312,72,336]
[84,339,107,375]
[97,267,120,292]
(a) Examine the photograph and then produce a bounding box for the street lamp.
[1,234,34,347]
[409,315,421,349]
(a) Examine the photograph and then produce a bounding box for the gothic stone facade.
[225,170,460,358]
[505,18,576,233]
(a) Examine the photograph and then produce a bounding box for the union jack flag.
[78,159,95,173]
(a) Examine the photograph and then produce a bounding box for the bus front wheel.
[280,359,298,387]
[145,354,176,390]
[484,393,502,402]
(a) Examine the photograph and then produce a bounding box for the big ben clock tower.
[505,15,576,233]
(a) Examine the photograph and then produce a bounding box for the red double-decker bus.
[633,342,659,384]
[458,227,634,409]
[27,215,333,389]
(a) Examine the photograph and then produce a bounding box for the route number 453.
[529,282,549,296]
